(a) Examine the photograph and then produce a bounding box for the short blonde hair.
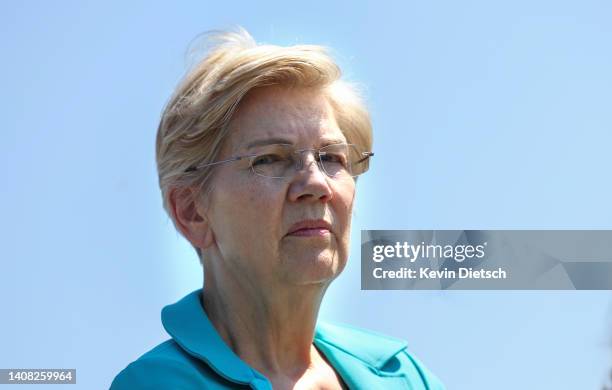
[156,27,372,226]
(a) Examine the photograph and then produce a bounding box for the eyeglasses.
[185,143,374,179]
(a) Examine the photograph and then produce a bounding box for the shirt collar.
[161,289,259,385]
[162,289,407,383]
[314,321,407,370]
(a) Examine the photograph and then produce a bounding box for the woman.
[111,28,445,390]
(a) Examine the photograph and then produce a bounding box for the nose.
[287,153,333,203]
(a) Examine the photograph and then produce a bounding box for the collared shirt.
[111,290,445,389]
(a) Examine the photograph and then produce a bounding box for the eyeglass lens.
[250,144,370,178]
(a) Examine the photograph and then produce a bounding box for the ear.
[168,186,215,250]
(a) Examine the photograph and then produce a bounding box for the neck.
[201,264,329,378]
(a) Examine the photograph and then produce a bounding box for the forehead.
[225,86,346,153]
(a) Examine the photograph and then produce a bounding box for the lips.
[286,219,333,237]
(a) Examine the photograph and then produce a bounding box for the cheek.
[246,180,285,209]
[332,181,356,234]
[217,179,285,237]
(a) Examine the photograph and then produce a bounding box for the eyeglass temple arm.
[184,156,247,173]
[356,152,374,164]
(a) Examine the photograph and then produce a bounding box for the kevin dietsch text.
[370,241,507,280]
[372,267,508,280]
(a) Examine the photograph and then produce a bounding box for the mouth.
[286,219,333,237]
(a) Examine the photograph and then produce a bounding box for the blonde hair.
[156,27,372,229]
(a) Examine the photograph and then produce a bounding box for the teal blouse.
[111,290,445,389]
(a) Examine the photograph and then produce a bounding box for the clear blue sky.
[1,1,611,389]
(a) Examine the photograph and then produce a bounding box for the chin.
[280,249,347,286]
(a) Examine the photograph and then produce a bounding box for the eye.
[319,152,347,165]
[252,153,284,166]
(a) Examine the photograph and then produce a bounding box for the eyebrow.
[246,138,293,149]
[245,137,346,150]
